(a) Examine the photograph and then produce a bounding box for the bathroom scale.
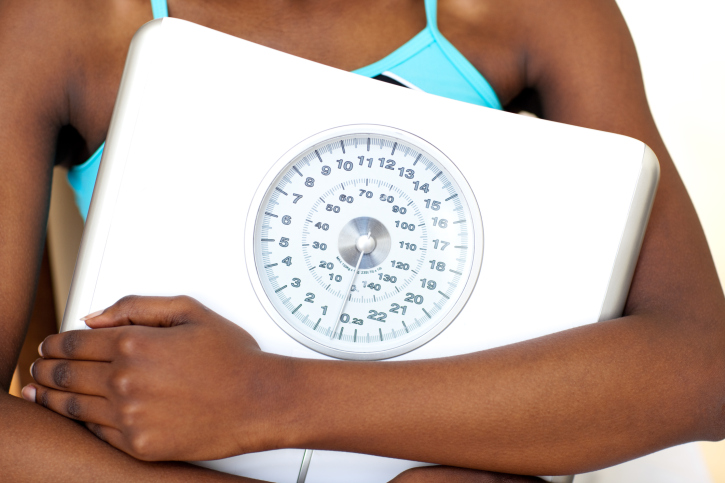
[61,18,659,483]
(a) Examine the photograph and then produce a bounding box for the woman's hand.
[389,466,543,483]
[22,295,295,462]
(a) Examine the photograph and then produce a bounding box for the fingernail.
[38,342,44,357]
[80,309,104,321]
[29,361,36,378]
[21,385,36,402]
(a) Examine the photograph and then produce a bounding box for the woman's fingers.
[82,295,208,329]
[22,384,116,427]
[30,295,263,461]
[40,328,119,361]
[30,358,111,396]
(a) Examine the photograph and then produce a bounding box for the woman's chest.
[69,0,524,167]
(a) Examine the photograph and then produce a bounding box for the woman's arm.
[26,0,725,476]
[0,394,263,483]
[0,1,259,481]
[0,0,58,393]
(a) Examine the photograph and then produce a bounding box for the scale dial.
[246,125,483,360]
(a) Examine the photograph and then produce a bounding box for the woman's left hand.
[22,295,296,462]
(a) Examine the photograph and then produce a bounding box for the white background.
[616,0,725,282]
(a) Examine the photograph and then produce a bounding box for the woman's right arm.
[0,1,255,480]
[0,393,261,482]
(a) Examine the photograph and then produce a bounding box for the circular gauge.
[245,125,483,360]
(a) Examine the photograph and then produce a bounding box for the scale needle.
[331,231,372,339]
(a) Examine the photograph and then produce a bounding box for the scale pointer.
[330,231,373,339]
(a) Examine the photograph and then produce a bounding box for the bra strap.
[150,0,169,18]
[424,0,439,31]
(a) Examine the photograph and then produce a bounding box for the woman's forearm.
[279,160,725,476]
[282,309,725,476]
[0,392,260,483]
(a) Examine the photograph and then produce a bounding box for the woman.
[2,0,723,481]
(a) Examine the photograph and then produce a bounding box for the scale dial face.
[246,125,483,360]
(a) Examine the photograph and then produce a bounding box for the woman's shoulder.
[0,0,148,66]
[0,0,151,165]
[440,0,634,106]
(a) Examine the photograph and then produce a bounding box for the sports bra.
[67,0,501,219]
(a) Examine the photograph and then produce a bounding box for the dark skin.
[2,0,724,480]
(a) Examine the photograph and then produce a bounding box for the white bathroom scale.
[61,18,659,483]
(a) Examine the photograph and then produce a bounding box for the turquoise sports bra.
[67,0,501,220]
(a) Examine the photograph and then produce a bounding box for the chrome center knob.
[356,234,377,254]
[338,217,391,269]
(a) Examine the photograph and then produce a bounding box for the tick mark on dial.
[292,304,302,314]
[431,171,442,182]
[261,239,275,242]
[292,166,303,177]
[265,263,278,268]
[275,285,288,293]
[449,269,463,275]
[438,291,450,299]
[275,187,288,196]
[402,321,409,333]
[315,150,323,163]
[413,153,422,165]
[314,318,321,330]
[391,142,397,155]
[264,212,278,218]
[453,219,466,224]
[340,140,345,154]
[379,328,383,341]
[422,308,431,319]
[445,194,458,201]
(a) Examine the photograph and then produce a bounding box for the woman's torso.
[56,0,525,215]
[66,0,513,217]
[55,0,528,167]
